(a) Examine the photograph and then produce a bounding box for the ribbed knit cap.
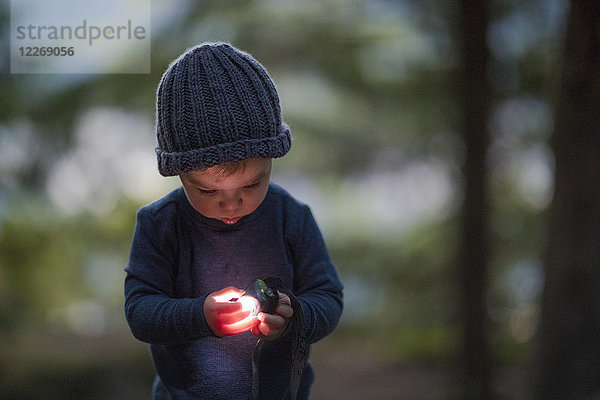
[155,42,292,176]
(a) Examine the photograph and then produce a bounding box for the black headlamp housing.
[238,279,279,315]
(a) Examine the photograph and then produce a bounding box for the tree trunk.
[533,2,600,399]
[458,0,491,399]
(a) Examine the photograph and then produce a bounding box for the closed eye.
[194,178,262,195]
[243,181,261,190]
[197,188,216,195]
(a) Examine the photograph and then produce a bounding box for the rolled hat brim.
[156,123,292,176]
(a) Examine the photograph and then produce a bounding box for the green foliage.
[0,195,139,331]
[386,323,459,362]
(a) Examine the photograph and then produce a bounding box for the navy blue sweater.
[124,183,343,399]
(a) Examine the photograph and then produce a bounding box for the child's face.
[180,158,272,225]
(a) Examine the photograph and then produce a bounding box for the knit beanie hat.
[155,42,292,176]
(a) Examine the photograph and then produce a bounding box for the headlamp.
[231,279,279,315]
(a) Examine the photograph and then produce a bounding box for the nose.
[219,191,242,211]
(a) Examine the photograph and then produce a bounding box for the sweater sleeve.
[289,205,344,344]
[124,206,214,345]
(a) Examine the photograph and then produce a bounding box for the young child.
[124,42,344,400]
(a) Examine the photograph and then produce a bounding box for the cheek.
[245,188,268,211]
[244,194,260,210]
[188,193,217,215]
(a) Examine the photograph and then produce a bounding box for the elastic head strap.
[251,276,307,400]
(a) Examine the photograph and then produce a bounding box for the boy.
[124,42,344,400]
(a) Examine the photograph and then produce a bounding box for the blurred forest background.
[1,0,599,399]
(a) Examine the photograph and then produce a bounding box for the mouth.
[219,216,242,225]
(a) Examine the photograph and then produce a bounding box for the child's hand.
[251,292,293,340]
[204,287,258,337]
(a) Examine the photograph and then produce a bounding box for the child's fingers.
[258,312,286,329]
[251,325,261,337]
[275,303,293,319]
[210,287,244,302]
[254,316,287,338]
[275,293,293,319]
[218,286,243,294]
[213,301,242,314]
[219,309,251,325]
[254,320,275,338]
[250,294,294,339]
[221,315,259,335]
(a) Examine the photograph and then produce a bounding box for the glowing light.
[212,289,260,334]
[212,289,240,303]
[227,296,259,332]
[239,295,260,317]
